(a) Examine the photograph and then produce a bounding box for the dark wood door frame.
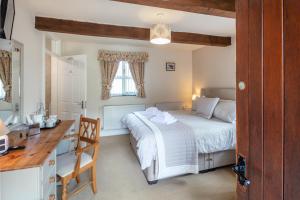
[236,0,300,199]
[263,0,284,199]
[284,1,300,199]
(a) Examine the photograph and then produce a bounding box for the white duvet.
[122,110,236,170]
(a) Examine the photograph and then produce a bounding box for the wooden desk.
[0,120,75,200]
[0,120,75,172]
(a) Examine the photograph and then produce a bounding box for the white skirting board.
[101,128,129,137]
[103,104,145,136]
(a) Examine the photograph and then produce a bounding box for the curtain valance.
[98,50,148,63]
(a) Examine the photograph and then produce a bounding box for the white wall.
[11,0,44,116]
[62,41,193,119]
[7,0,235,122]
[192,38,236,95]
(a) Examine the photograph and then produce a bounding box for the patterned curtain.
[98,50,148,100]
[0,50,12,102]
[129,62,145,98]
[100,61,119,100]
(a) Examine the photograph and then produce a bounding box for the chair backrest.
[76,115,100,159]
[79,115,100,142]
[73,116,100,177]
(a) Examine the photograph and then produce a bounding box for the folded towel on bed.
[141,107,161,118]
[150,111,177,125]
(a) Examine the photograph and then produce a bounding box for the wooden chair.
[56,115,100,200]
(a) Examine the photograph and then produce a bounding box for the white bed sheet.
[169,110,236,153]
[122,110,236,170]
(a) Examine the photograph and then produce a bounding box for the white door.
[58,55,87,130]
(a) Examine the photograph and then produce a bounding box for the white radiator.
[103,104,145,135]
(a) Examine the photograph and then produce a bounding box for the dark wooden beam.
[111,0,235,18]
[35,17,231,47]
[172,32,231,46]
[36,17,150,41]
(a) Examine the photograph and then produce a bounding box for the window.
[0,80,5,100]
[111,61,137,96]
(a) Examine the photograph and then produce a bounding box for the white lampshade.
[150,24,171,45]
[0,119,9,136]
[192,94,198,101]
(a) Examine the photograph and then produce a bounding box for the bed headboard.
[201,88,236,100]
[155,102,184,111]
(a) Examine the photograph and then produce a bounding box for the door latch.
[232,155,251,187]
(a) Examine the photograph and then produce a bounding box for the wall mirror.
[0,39,23,125]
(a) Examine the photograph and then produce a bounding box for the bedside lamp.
[192,94,198,101]
[0,119,10,156]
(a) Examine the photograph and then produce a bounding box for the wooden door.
[58,55,87,130]
[236,0,300,199]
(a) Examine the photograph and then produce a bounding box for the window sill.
[111,94,137,97]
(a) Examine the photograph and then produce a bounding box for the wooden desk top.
[0,120,75,172]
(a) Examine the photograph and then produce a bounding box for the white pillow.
[196,97,220,119]
[213,100,236,123]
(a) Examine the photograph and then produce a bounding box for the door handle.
[77,101,86,109]
[232,155,251,187]
[81,101,84,109]
[77,101,85,109]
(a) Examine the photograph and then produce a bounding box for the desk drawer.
[44,182,56,200]
[42,150,56,199]
[57,124,76,155]
[43,167,56,198]
[68,124,76,134]
[43,150,56,182]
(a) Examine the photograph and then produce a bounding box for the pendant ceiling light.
[150,13,171,45]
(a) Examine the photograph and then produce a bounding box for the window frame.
[111,61,137,97]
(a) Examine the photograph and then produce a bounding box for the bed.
[122,88,236,184]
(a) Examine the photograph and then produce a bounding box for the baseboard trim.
[101,128,129,137]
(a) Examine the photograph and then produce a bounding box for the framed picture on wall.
[166,62,176,71]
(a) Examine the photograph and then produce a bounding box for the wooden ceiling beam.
[35,17,231,47]
[111,0,236,18]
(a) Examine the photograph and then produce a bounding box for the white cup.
[46,119,56,128]
[33,114,44,128]
[49,115,58,122]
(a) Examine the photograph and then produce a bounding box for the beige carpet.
[59,135,236,200]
